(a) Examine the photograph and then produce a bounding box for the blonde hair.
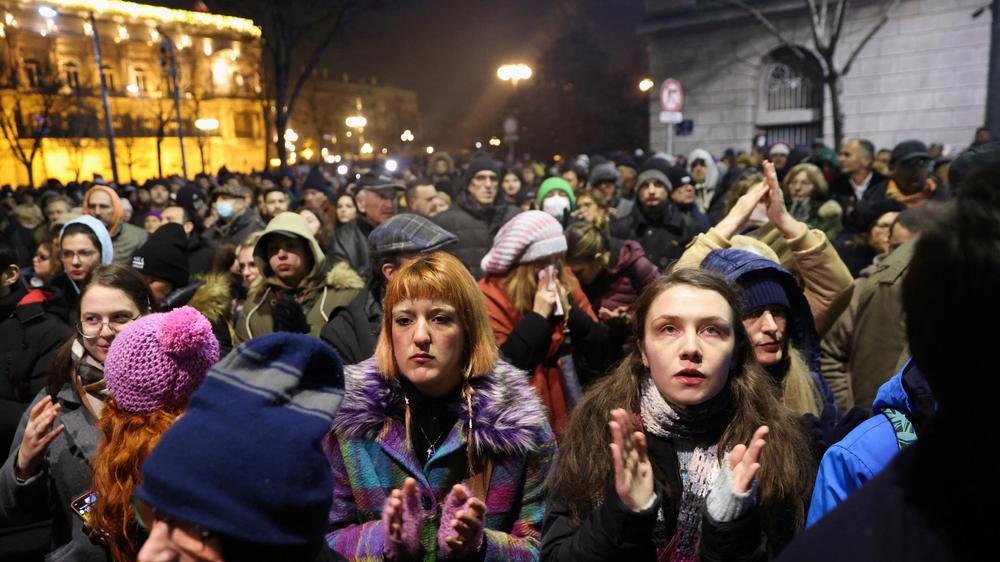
[782,348,824,417]
[577,190,609,231]
[375,252,497,379]
[503,259,570,315]
[564,221,610,266]
[782,163,829,199]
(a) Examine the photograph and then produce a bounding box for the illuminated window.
[133,67,147,92]
[64,62,80,89]
[101,65,116,92]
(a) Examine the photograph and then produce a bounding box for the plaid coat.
[325,357,556,561]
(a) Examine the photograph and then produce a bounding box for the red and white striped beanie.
[481,210,567,275]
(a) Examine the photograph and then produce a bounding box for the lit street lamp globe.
[195,118,219,131]
[345,115,367,128]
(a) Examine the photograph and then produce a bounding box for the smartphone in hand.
[71,490,97,524]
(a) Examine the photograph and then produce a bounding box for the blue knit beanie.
[136,333,345,545]
[740,273,791,315]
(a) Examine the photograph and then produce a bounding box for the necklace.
[403,395,448,459]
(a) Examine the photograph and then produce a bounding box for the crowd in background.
[0,126,995,561]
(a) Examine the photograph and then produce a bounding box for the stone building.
[289,69,421,162]
[642,0,990,157]
[0,0,265,185]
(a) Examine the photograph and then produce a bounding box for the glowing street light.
[195,118,219,131]
[400,129,415,142]
[475,141,483,149]
[489,136,501,147]
[497,63,533,85]
[345,115,367,128]
[301,147,314,160]
[385,159,399,172]
[269,157,281,167]
[37,6,57,19]
[639,78,654,92]
[361,143,374,155]
[283,128,298,142]
[336,164,349,175]
[426,146,434,154]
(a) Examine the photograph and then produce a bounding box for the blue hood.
[59,215,114,266]
[701,248,836,416]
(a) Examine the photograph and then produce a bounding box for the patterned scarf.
[640,378,729,562]
[71,339,108,419]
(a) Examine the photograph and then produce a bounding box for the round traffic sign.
[660,79,684,112]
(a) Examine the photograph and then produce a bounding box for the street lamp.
[195,118,219,174]
[639,78,654,92]
[497,63,533,86]
[361,143,374,155]
[489,137,501,147]
[400,129,414,142]
[345,115,367,128]
[426,146,434,154]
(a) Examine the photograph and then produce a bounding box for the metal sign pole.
[90,13,120,186]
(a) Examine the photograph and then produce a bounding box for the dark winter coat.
[186,230,216,276]
[431,192,521,279]
[778,414,983,562]
[541,433,769,562]
[0,285,71,456]
[325,357,556,561]
[0,383,105,562]
[327,217,375,284]
[609,203,700,272]
[206,206,265,246]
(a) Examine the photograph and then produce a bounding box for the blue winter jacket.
[806,360,923,527]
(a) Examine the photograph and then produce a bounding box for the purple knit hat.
[104,306,220,415]
[480,210,567,275]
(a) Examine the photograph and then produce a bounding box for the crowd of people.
[0,129,994,561]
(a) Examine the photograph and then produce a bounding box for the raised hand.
[728,425,768,494]
[16,396,64,480]
[714,178,771,240]
[762,161,807,239]
[608,408,654,512]
[438,484,486,558]
[382,477,423,561]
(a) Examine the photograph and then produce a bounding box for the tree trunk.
[24,159,33,188]
[275,108,288,169]
[826,68,844,149]
[156,137,164,177]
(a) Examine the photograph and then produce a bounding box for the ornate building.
[0,0,265,185]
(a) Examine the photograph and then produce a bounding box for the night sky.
[159,0,647,151]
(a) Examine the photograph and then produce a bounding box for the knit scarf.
[640,378,730,562]
[71,339,108,420]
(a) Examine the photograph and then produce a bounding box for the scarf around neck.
[71,339,108,419]
[640,378,731,562]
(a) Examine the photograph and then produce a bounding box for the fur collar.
[248,260,364,303]
[333,357,548,457]
[187,273,232,322]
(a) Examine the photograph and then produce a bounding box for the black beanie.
[463,156,501,188]
[131,223,190,288]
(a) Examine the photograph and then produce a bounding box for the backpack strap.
[880,407,918,451]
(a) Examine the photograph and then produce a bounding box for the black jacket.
[610,203,701,272]
[431,192,520,279]
[541,433,768,562]
[187,230,216,276]
[327,217,375,284]
[0,284,72,455]
[207,207,265,246]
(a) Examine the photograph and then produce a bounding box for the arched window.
[756,46,823,147]
[63,61,80,89]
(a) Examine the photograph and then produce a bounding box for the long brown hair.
[90,398,181,561]
[502,259,571,315]
[548,268,814,545]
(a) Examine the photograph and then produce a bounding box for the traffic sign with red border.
[660,79,684,112]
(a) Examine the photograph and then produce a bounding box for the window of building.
[233,111,257,138]
[756,46,823,147]
[133,67,147,92]
[24,60,42,87]
[101,65,116,92]
[64,62,80,89]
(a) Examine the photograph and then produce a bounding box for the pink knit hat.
[480,210,567,275]
[104,306,220,415]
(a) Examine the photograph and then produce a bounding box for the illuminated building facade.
[287,70,421,164]
[0,0,265,185]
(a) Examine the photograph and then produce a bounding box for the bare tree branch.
[284,1,352,127]
[830,0,848,48]
[841,0,902,76]
[716,0,807,59]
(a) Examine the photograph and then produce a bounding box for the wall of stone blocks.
[646,0,989,158]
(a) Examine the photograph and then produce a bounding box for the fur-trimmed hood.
[247,260,364,304]
[332,357,548,458]
[186,273,232,322]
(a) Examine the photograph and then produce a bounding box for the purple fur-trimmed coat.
[324,357,557,561]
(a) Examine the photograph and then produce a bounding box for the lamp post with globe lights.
[497,63,533,163]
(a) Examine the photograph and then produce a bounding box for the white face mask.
[542,194,571,219]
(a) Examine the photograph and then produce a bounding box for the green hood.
[253,211,326,284]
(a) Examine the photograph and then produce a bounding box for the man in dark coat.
[327,173,405,284]
[206,183,265,246]
[609,169,700,271]
[432,156,521,279]
[0,241,71,455]
[161,204,216,276]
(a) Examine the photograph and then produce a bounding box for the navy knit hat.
[739,272,791,314]
[136,333,345,545]
[368,213,457,260]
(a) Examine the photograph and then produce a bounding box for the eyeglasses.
[132,495,214,545]
[77,313,139,339]
[61,249,98,261]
